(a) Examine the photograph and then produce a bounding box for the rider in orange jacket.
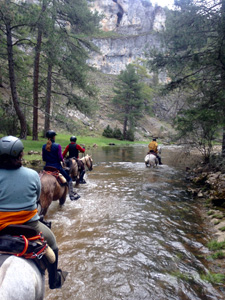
[148,138,162,165]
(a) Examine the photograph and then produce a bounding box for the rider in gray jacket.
[0,135,67,289]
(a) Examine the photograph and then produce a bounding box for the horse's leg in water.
[40,189,53,216]
[0,256,45,300]
[59,186,68,206]
[39,175,57,216]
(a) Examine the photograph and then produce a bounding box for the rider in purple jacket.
[42,130,80,200]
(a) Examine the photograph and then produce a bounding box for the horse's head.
[84,154,93,171]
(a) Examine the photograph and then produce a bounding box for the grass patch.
[211,251,225,259]
[214,220,221,225]
[207,240,225,251]
[212,214,224,219]
[200,272,225,285]
[207,251,225,260]
[171,271,195,282]
[0,133,162,162]
[14,133,149,161]
[219,226,225,231]
[207,210,214,216]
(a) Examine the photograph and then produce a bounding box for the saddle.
[148,150,157,156]
[0,224,55,273]
[43,166,67,186]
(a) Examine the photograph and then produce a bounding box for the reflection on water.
[43,145,224,300]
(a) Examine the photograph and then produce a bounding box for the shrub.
[102,125,113,138]
[113,127,123,140]
[126,128,134,141]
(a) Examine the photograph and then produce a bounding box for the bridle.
[81,155,93,171]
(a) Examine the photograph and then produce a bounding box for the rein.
[0,232,47,260]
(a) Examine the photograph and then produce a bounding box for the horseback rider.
[0,135,68,289]
[148,137,162,165]
[62,136,86,184]
[42,130,80,200]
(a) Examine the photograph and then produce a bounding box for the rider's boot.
[157,155,162,165]
[79,170,86,184]
[68,180,80,201]
[48,248,68,289]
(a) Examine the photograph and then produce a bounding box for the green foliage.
[0,0,101,136]
[113,127,123,140]
[207,240,225,251]
[147,0,225,157]
[113,64,145,140]
[102,125,113,138]
[201,272,225,285]
[171,271,195,283]
[219,226,225,232]
[209,251,225,260]
[0,101,19,136]
[102,125,123,140]
[126,128,134,141]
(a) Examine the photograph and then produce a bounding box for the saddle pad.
[0,235,39,253]
[0,224,38,238]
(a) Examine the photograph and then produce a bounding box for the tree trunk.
[32,0,47,140]
[6,23,27,139]
[221,0,225,157]
[32,27,42,140]
[123,115,128,140]
[222,127,225,157]
[0,67,3,87]
[44,63,52,133]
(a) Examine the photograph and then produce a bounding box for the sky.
[151,0,174,8]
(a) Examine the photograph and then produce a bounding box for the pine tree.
[113,64,144,140]
[31,0,101,138]
[0,1,35,138]
[148,0,225,159]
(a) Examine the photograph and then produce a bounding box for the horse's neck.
[80,156,86,164]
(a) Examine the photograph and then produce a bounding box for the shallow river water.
[43,145,225,300]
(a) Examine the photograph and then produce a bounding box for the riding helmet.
[70,136,77,142]
[46,130,57,139]
[0,136,24,157]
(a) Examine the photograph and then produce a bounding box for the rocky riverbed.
[186,157,225,286]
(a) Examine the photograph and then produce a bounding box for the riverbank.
[185,155,225,286]
[15,134,149,162]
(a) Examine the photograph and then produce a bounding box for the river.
[43,145,225,300]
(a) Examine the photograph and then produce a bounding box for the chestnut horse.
[39,169,68,217]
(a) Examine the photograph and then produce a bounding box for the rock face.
[88,0,166,75]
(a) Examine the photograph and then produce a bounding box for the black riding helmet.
[70,136,77,142]
[0,136,24,157]
[46,130,57,139]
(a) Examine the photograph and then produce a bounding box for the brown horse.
[39,168,68,217]
[65,154,93,185]
[80,154,93,171]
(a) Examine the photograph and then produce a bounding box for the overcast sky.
[152,0,174,8]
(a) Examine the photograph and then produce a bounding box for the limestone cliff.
[63,0,174,141]
[88,0,166,75]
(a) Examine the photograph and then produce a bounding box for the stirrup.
[49,270,68,289]
[79,179,86,184]
[58,269,68,287]
[70,193,80,201]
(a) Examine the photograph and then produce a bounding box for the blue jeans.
[45,163,72,183]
